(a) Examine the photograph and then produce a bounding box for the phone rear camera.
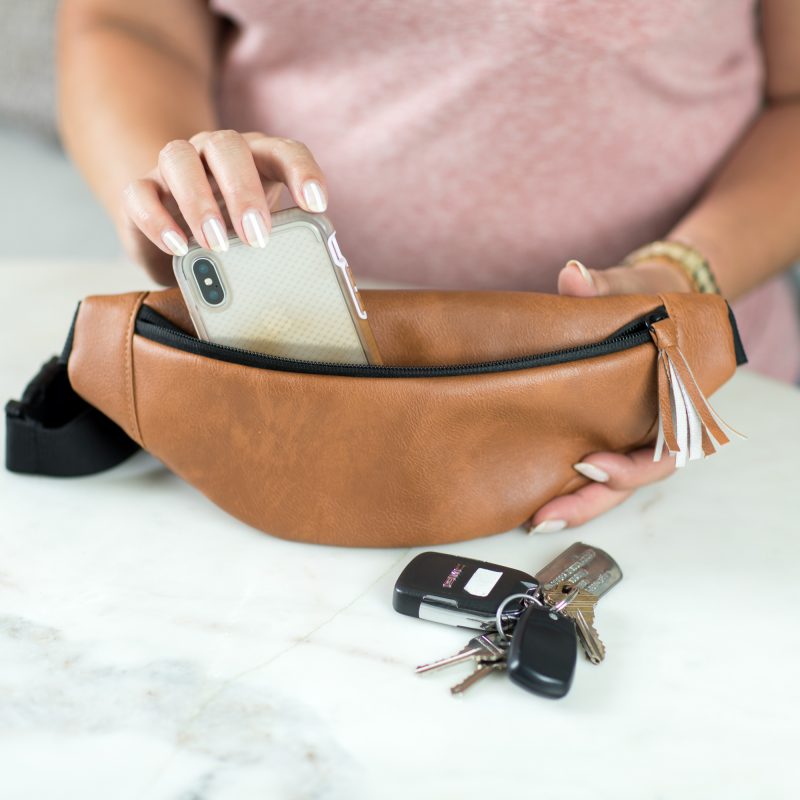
[192,258,225,306]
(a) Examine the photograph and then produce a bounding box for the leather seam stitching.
[124,292,147,445]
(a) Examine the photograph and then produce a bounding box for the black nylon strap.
[5,357,139,477]
[5,306,140,477]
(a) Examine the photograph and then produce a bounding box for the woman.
[57,0,800,532]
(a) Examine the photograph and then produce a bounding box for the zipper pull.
[647,316,743,468]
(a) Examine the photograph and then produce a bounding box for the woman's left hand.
[528,257,693,534]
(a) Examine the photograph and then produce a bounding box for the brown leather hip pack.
[6,288,746,547]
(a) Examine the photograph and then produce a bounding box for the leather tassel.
[649,317,742,468]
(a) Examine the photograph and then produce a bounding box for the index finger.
[574,447,677,492]
[249,137,328,213]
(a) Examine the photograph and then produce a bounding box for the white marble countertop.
[2,261,799,800]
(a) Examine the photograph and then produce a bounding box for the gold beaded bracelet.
[622,240,720,294]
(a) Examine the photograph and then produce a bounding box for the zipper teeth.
[136,306,666,377]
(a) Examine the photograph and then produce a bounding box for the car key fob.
[506,602,578,699]
[393,551,538,630]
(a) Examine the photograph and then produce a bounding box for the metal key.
[415,631,507,674]
[544,583,605,664]
[450,658,507,696]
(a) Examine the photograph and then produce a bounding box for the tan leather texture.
[68,288,739,547]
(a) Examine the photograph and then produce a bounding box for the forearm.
[669,100,800,300]
[57,0,218,228]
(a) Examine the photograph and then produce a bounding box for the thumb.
[558,259,690,297]
[557,259,599,297]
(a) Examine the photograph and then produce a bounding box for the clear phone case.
[173,208,380,364]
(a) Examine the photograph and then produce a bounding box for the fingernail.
[202,217,229,252]
[529,519,568,534]
[161,229,188,257]
[573,462,610,483]
[566,259,593,287]
[302,180,327,213]
[242,209,269,248]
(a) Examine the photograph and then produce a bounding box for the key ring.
[494,591,541,641]
[549,582,580,614]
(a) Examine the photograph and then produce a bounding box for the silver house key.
[450,658,507,696]
[415,630,510,696]
[415,631,507,674]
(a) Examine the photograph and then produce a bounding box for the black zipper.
[135,304,667,378]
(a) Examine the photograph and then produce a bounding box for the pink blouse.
[211,0,800,382]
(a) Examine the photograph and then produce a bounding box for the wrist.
[623,240,721,294]
[630,258,696,293]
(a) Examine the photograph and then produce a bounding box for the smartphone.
[172,207,382,364]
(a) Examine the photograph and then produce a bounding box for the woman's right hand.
[120,130,329,284]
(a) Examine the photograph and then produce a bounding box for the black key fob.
[393,551,538,630]
[506,603,577,699]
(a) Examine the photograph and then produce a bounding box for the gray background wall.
[0,0,120,259]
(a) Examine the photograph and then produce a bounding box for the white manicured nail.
[566,259,593,287]
[242,209,269,248]
[161,229,188,257]
[202,217,229,252]
[530,519,568,534]
[302,180,327,213]
[573,462,610,483]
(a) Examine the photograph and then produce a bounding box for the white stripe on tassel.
[649,315,743,468]
[652,349,743,467]
[673,347,744,450]
[669,359,703,464]
[654,410,665,463]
